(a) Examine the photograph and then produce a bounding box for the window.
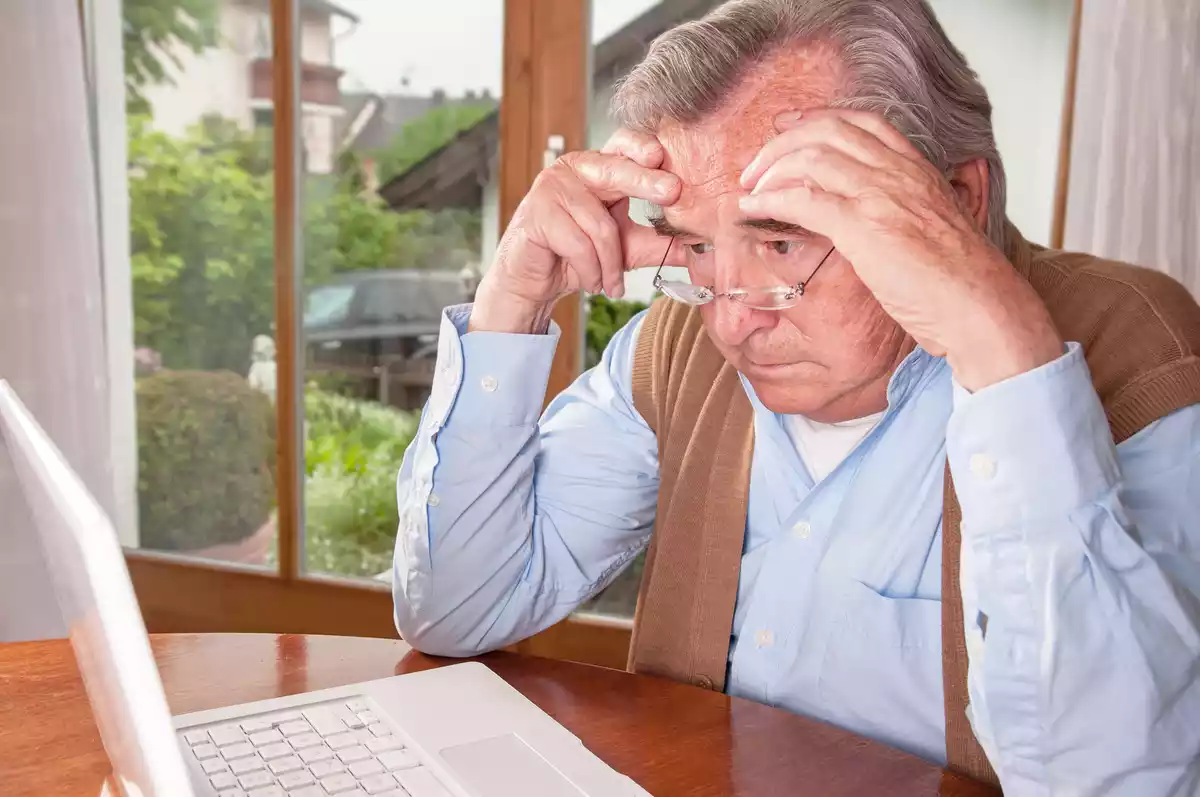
[121,0,279,568]
[299,0,501,582]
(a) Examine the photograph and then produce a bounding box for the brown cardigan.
[626,224,1200,786]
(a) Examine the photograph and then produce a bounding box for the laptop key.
[278,719,311,737]
[346,699,369,713]
[210,771,237,789]
[277,769,315,789]
[268,755,303,775]
[222,742,256,760]
[211,725,249,746]
[337,745,371,764]
[308,758,345,778]
[216,789,246,797]
[287,786,324,797]
[240,718,275,734]
[285,782,324,797]
[230,755,266,775]
[349,758,384,778]
[303,708,347,737]
[360,774,400,795]
[192,743,219,760]
[246,787,284,797]
[183,729,210,745]
[395,767,453,797]
[203,758,231,775]
[320,772,359,793]
[365,736,403,754]
[250,729,285,746]
[288,732,322,750]
[378,750,420,771]
[326,732,359,751]
[357,711,379,726]
[238,770,275,790]
[299,745,335,764]
[259,742,294,761]
[367,724,391,738]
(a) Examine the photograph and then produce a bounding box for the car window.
[359,275,466,325]
[304,283,356,327]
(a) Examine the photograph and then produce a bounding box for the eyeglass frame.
[650,237,837,308]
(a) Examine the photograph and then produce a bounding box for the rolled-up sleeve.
[393,305,658,656]
[946,341,1200,796]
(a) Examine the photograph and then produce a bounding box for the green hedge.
[137,370,276,551]
[586,295,649,368]
[304,389,418,577]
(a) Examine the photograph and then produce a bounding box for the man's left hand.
[738,108,1063,391]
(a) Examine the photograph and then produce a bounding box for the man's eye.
[687,243,714,255]
[767,240,802,255]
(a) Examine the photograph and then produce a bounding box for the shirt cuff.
[428,304,560,430]
[946,342,1120,532]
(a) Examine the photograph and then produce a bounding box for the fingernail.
[613,283,625,299]
[738,194,762,213]
[775,110,803,128]
[654,176,677,196]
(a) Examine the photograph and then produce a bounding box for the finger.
[741,115,896,189]
[751,145,883,200]
[565,151,681,206]
[600,128,666,169]
[538,203,604,295]
[738,184,851,243]
[777,108,923,161]
[559,180,626,298]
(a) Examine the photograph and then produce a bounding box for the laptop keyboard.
[179,697,453,797]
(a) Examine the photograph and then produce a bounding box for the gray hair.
[612,0,1008,251]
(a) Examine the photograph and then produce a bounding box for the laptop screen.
[0,380,194,796]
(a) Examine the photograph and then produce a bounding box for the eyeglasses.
[651,238,837,310]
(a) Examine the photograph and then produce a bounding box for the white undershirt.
[781,410,885,483]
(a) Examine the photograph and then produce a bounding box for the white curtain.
[1063,0,1200,294]
[0,0,114,640]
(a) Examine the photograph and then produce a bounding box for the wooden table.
[0,634,999,797]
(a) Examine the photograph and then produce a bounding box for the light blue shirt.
[393,305,1200,796]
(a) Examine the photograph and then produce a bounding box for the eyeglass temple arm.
[652,237,675,286]
[797,245,837,295]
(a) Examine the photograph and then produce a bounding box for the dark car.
[304,270,474,407]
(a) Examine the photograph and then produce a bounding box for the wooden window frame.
[123,0,633,665]
[122,0,1084,673]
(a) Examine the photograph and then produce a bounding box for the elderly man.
[392,0,1200,793]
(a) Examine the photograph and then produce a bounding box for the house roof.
[301,0,359,23]
[377,0,718,212]
[337,93,494,154]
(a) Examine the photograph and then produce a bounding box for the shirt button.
[427,493,441,507]
[480,376,498,393]
[754,629,774,648]
[791,520,811,540]
[969,453,997,480]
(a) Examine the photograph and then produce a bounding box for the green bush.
[304,389,419,577]
[137,370,276,551]
[586,294,649,368]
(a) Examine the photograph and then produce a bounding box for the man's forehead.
[655,44,845,203]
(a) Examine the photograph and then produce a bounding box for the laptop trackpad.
[440,734,586,797]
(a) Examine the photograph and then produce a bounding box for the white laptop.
[0,380,651,797]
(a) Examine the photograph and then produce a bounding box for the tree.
[129,116,404,372]
[124,0,220,114]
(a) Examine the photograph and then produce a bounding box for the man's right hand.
[469,129,682,335]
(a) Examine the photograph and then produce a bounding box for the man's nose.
[707,248,776,347]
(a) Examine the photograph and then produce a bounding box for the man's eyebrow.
[738,218,813,236]
[648,214,700,239]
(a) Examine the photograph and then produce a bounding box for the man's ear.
[950,158,989,229]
